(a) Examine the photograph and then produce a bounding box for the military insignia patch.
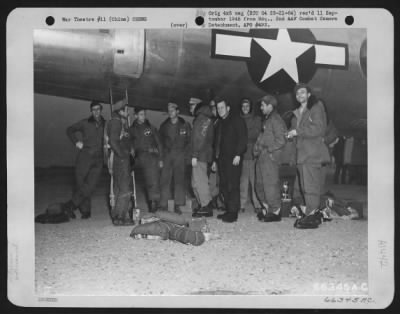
[144,128,152,136]
[179,128,187,136]
[121,131,129,138]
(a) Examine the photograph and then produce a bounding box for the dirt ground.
[34,168,368,296]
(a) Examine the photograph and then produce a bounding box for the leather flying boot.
[192,204,213,217]
[174,205,183,215]
[221,212,238,223]
[81,212,91,219]
[112,216,135,226]
[191,204,200,217]
[217,211,230,220]
[149,200,158,213]
[112,216,123,226]
[62,200,76,219]
[206,200,216,211]
[262,212,281,222]
[256,208,268,221]
[293,211,322,229]
[209,197,218,210]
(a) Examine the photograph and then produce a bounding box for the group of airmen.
[62,83,333,228]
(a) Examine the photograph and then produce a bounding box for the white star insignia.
[253,29,312,83]
[213,29,347,84]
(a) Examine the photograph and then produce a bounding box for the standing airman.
[129,107,163,213]
[159,102,192,214]
[63,101,105,219]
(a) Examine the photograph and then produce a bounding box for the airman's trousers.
[240,159,261,209]
[191,161,211,207]
[297,163,322,214]
[72,150,103,214]
[218,155,242,213]
[160,151,186,207]
[209,171,219,198]
[255,152,281,213]
[111,156,132,219]
[136,152,161,202]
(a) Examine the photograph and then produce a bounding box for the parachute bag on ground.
[130,221,170,240]
[154,211,189,226]
[294,212,322,229]
[188,217,207,232]
[168,226,205,246]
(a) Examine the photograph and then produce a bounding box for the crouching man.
[253,95,287,222]
[107,101,135,226]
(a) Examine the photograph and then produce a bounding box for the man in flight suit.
[208,99,221,209]
[253,95,287,222]
[129,107,163,213]
[159,102,192,214]
[189,97,215,218]
[239,98,262,212]
[287,83,330,217]
[107,101,135,226]
[63,101,105,219]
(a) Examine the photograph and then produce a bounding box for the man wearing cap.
[287,83,330,222]
[239,98,262,213]
[107,100,135,226]
[159,102,192,214]
[253,95,287,222]
[129,107,163,213]
[214,99,248,223]
[63,101,105,219]
[188,97,215,218]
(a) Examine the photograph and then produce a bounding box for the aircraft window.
[359,39,367,78]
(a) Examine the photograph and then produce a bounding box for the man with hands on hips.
[63,101,105,219]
